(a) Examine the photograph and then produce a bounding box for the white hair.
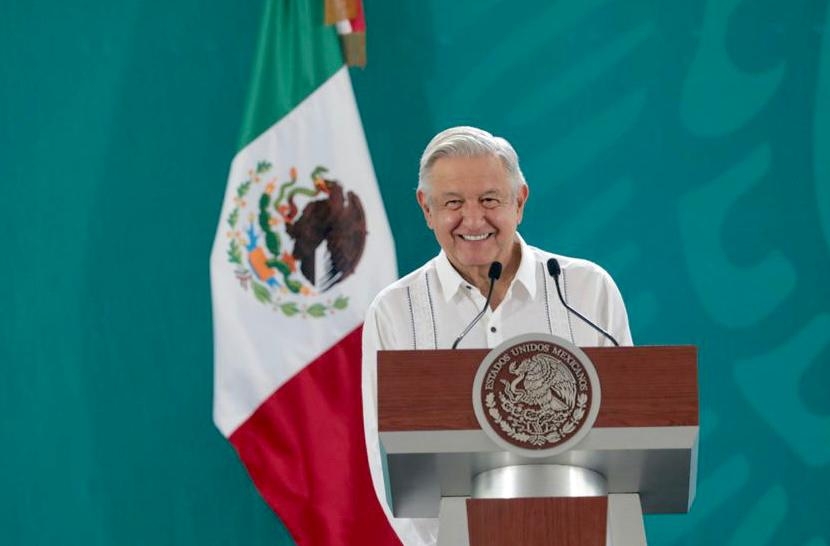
[417,126,527,194]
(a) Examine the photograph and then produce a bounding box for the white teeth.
[461,233,489,241]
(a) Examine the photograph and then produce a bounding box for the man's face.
[417,155,528,279]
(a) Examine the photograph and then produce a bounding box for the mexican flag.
[210,1,399,544]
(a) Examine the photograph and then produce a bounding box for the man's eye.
[481,198,501,208]
[445,200,462,209]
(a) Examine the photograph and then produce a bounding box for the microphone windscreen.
[546,258,561,278]
[489,261,503,280]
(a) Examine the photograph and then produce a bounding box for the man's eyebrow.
[480,189,508,198]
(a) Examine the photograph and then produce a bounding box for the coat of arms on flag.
[224,162,367,318]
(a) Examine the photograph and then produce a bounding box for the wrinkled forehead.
[428,155,511,188]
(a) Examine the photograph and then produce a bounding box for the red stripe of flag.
[230,326,401,545]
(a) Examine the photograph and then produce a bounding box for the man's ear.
[416,189,434,230]
[515,184,529,224]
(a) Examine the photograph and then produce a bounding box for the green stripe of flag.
[238,0,344,149]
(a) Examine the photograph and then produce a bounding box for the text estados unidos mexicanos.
[484,342,589,392]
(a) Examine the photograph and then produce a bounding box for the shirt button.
[466,285,472,290]
[490,326,497,333]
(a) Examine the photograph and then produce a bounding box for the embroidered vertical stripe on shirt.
[424,271,438,349]
[405,271,439,350]
[405,286,417,349]
[540,262,554,335]
[562,268,575,343]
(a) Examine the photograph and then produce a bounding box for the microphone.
[546,258,619,347]
[451,262,503,349]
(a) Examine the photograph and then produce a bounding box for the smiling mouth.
[459,233,491,241]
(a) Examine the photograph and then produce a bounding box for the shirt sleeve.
[362,298,391,514]
[361,299,439,545]
[600,270,633,347]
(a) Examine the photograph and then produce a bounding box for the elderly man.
[361,126,632,545]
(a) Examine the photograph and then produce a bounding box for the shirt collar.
[433,233,538,302]
[513,234,538,299]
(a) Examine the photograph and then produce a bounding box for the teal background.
[1,0,828,545]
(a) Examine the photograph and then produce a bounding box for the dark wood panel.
[378,346,698,431]
[466,497,607,546]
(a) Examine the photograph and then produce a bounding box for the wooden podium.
[378,345,698,546]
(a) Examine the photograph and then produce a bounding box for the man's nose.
[460,202,486,225]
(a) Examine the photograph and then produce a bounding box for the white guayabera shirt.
[361,235,633,546]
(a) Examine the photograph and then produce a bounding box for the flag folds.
[210,1,399,544]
